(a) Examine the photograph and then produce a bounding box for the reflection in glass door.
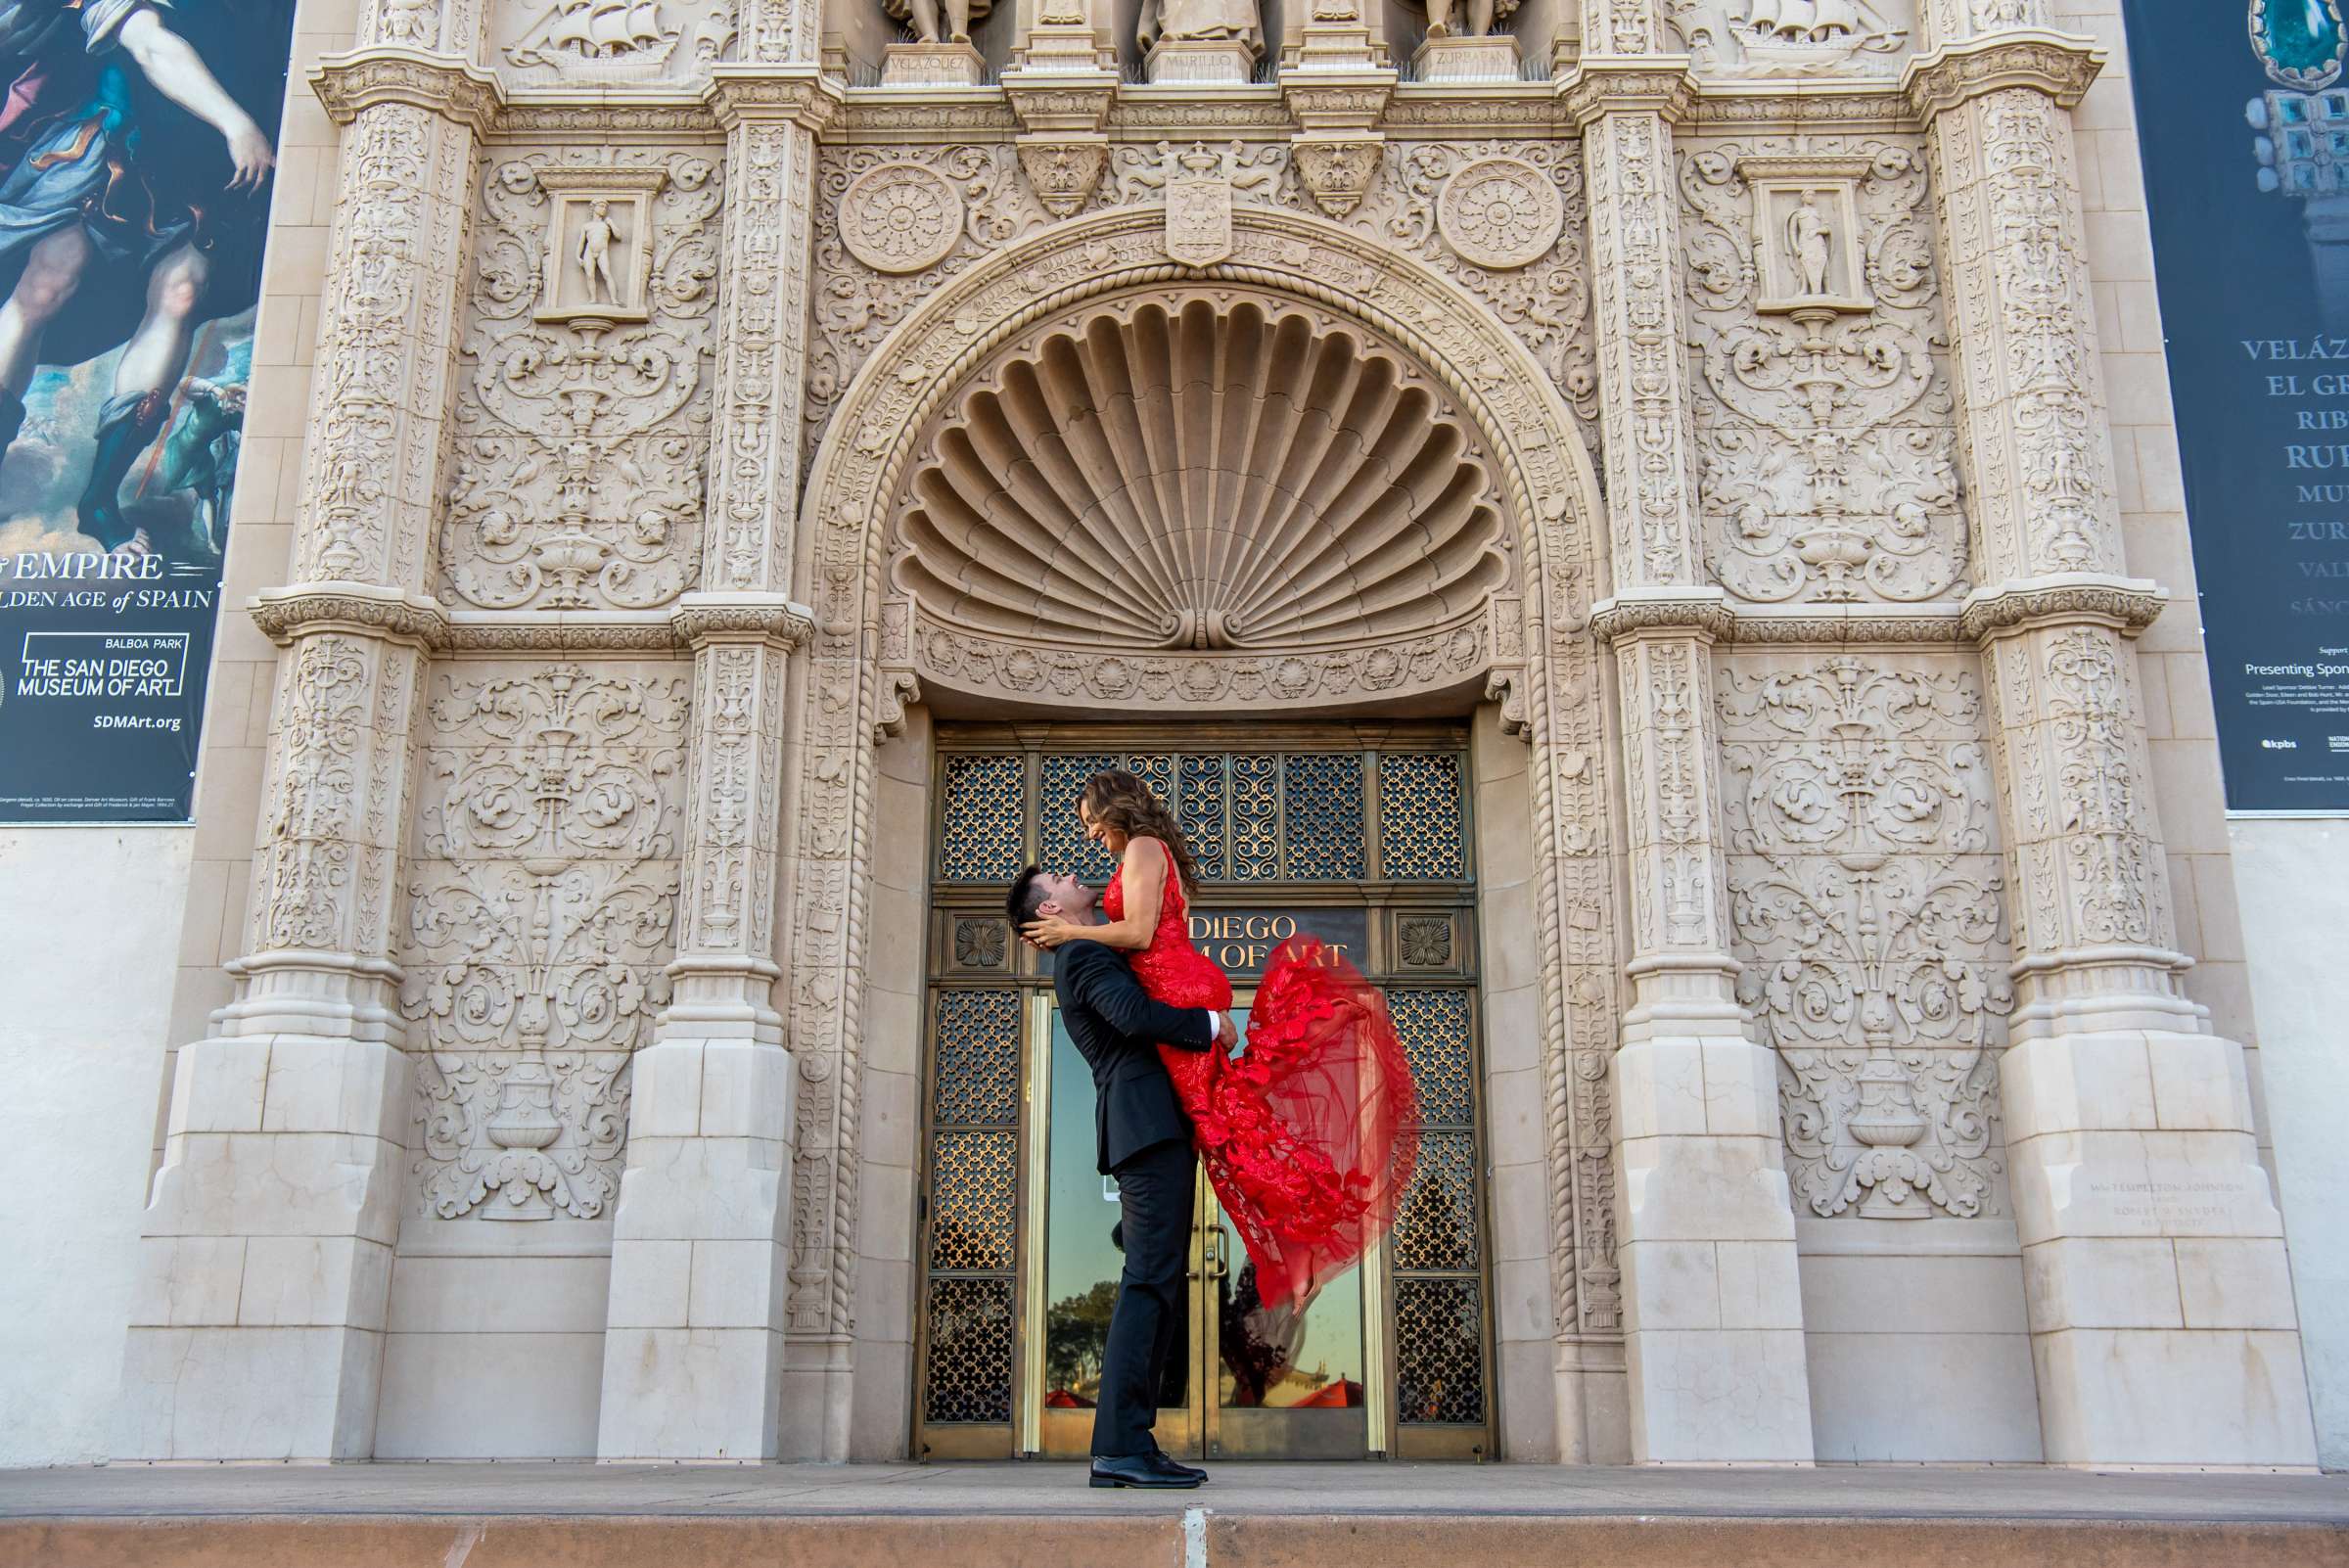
[1030,998,1375,1460]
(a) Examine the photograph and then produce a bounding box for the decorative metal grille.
[1178,754,1227,879]
[1395,1130,1480,1272]
[1391,990,1474,1126]
[1038,753,1118,882]
[1379,753,1468,880]
[1388,983,1484,1426]
[931,991,1020,1125]
[929,1130,1017,1271]
[923,1275,1016,1424]
[1281,753,1367,879]
[937,755,1025,881]
[1229,754,1280,880]
[1395,1276,1488,1425]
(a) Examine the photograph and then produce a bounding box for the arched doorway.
[785,203,1625,1462]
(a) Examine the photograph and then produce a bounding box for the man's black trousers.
[1091,1135,1196,1458]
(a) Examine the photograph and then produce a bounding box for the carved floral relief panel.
[1680,138,1970,607]
[397,660,689,1222]
[806,145,1064,470]
[1717,651,2013,1221]
[442,150,723,617]
[1336,140,1602,454]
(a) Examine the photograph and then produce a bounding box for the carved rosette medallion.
[838,162,966,275]
[1437,156,1567,270]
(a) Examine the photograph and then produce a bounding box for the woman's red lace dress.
[1104,855,1419,1314]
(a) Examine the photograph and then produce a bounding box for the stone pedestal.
[1145,36,1257,83]
[1908,17,2321,1466]
[1571,40,1818,1461]
[115,40,494,1459]
[1602,622,1814,1465]
[1412,32,1518,81]
[596,1036,799,1458]
[880,41,986,87]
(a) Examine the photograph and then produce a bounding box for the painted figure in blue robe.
[0,0,277,556]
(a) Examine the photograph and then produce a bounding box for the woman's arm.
[1023,837,1169,951]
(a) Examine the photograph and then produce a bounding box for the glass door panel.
[1036,1006,1203,1458]
[1033,997,1373,1459]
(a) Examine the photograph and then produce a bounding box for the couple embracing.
[1006,769,1421,1489]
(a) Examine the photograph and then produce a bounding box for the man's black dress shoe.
[1146,1447,1207,1483]
[1089,1453,1203,1489]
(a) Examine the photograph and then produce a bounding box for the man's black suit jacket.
[1052,939,1215,1174]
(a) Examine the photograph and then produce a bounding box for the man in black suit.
[1008,864,1237,1489]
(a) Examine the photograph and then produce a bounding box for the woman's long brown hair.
[1080,768,1203,895]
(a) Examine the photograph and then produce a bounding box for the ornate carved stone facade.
[110,0,2319,1474]
[1718,653,2011,1221]
[400,663,688,1222]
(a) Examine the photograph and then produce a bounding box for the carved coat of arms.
[1164,147,1234,268]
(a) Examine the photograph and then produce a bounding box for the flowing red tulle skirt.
[1149,938,1420,1314]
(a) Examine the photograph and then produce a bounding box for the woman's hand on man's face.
[1022,915,1078,950]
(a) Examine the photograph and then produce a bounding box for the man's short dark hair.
[1007,865,1051,924]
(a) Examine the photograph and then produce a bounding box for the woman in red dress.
[1022,768,1419,1314]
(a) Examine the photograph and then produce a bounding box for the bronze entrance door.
[914,731,1495,1461]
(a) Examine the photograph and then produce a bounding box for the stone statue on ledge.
[887,0,993,46]
[1418,0,1515,39]
[1409,0,1517,79]
[881,0,993,85]
[1138,0,1263,82]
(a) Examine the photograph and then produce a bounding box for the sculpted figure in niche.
[888,0,993,44]
[578,199,620,305]
[1137,0,1262,52]
[1417,0,1516,38]
[1788,192,1832,297]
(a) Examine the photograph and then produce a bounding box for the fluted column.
[594,66,835,1461]
[115,33,495,1459]
[1568,35,1815,1465]
[1911,15,2320,1466]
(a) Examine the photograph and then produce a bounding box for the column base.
[1552,1338,1632,1464]
[115,1031,408,1459]
[1613,1034,1816,1464]
[776,1337,855,1460]
[597,1037,796,1460]
[2004,1027,2320,1468]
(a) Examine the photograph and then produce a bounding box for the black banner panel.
[0,0,297,822]
[2125,1,2349,809]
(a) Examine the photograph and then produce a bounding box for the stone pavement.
[1,1461,2344,1568]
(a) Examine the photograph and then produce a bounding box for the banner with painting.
[0,0,294,822]
[2125,1,2349,809]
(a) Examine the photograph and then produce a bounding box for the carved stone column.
[594,67,835,1462]
[1568,42,1815,1465]
[115,42,495,1459]
[1911,16,2320,1466]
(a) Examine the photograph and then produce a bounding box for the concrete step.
[4,1462,2345,1568]
[5,1512,2347,1568]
